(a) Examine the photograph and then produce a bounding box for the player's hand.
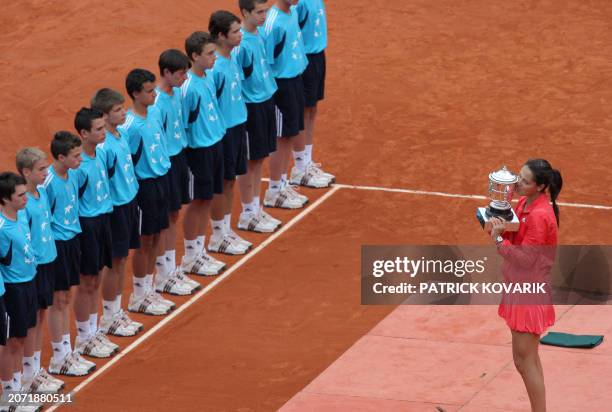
[490,217,506,239]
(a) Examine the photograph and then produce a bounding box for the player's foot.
[260,209,282,228]
[226,228,253,249]
[75,335,115,358]
[181,251,226,276]
[6,402,43,412]
[155,274,195,296]
[290,165,332,188]
[128,292,171,316]
[92,331,120,353]
[118,309,144,332]
[148,291,176,311]
[48,352,94,376]
[238,211,278,233]
[208,233,249,255]
[170,267,201,292]
[22,370,62,394]
[36,369,65,392]
[264,187,306,209]
[309,162,335,183]
[99,313,139,337]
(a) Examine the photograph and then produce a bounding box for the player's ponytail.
[525,159,563,227]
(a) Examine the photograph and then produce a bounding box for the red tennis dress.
[497,193,557,334]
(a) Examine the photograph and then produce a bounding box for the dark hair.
[159,49,191,76]
[525,159,563,226]
[91,88,125,114]
[185,31,215,61]
[125,68,156,100]
[209,10,241,40]
[50,131,82,160]
[74,107,105,135]
[239,0,267,13]
[0,172,26,205]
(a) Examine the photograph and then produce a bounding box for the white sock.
[144,274,154,294]
[281,174,288,188]
[12,373,21,391]
[224,214,231,232]
[184,239,198,260]
[211,219,225,238]
[22,356,35,380]
[155,255,168,278]
[89,313,98,335]
[242,202,253,214]
[102,299,115,319]
[269,180,281,193]
[51,341,64,362]
[114,295,122,314]
[76,320,90,340]
[133,276,146,298]
[305,144,313,165]
[61,334,72,356]
[293,150,306,172]
[165,250,176,270]
[197,235,205,251]
[1,380,13,391]
[33,351,41,373]
[252,197,260,211]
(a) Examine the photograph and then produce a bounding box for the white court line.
[334,183,612,211]
[260,179,611,210]
[47,185,342,411]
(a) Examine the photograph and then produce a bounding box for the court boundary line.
[47,185,342,411]
[334,183,612,210]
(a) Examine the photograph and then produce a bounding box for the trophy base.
[476,207,520,232]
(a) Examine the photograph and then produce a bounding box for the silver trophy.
[476,166,520,232]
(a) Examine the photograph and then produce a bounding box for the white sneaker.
[37,369,65,392]
[260,209,282,228]
[227,228,253,249]
[128,292,171,316]
[48,352,94,376]
[155,275,195,296]
[99,314,139,337]
[149,291,176,310]
[118,309,143,332]
[264,188,305,209]
[181,252,226,276]
[309,162,335,183]
[75,335,115,358]
[284,184,309,205]
[290,165,332,188]
[171,267,201,292]
[208,233,249,255]
[23,370,62,394]
[238,212,278,233]
[92,331,120,353]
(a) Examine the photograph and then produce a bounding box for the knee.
[512,351,533,375]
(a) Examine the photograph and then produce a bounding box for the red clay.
[0,0,611,411]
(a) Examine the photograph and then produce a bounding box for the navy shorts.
[136,174,170,236]
[274,76,305,138]
[0,297,7,346]
[246,98,277,160]
[110,198,141,258]
[167,150,191,212]
[79,214,113,276]
[53,237,81,291]
[222,123,248,180]
[4,280,38,339]
[186,141,224,201]
[303,51,326,107]
[35,262,55,309]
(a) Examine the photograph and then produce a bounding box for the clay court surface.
[2,0,612,411]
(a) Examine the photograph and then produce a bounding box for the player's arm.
[262,25,285,65]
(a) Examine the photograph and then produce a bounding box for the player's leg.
[511,330,546,412]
